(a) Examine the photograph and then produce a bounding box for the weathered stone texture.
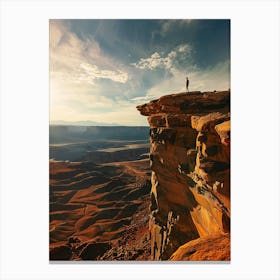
[137,90,230,260]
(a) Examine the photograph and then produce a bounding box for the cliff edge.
[137,90,230,260]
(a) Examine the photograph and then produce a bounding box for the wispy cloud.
[79,63,128,84]
[50,20,128,86]
[50,20,135,123]
[160,19,193,35]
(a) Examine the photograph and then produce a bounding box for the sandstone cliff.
[137,90,230,260]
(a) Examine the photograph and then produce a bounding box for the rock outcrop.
[137,90,230,260]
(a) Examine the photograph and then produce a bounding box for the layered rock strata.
[137,90,230,260]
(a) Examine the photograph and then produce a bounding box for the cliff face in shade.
[136,90,230,260]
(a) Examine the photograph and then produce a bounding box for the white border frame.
[1,1,279,279]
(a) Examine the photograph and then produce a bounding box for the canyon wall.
[137,90,230,260]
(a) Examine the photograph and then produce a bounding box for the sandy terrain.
[49,159,151,261]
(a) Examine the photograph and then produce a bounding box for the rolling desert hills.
[50,159,151,260]
[49,126,151,260]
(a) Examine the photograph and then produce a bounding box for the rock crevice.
[137,90,230,260]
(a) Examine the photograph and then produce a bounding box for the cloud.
[131,95,151,102]
[178,44,189,53]
[131,51,173,70]
[50,20,133,123]
[50,20,128,86]
[160,19,193,35]
[79,63,128,84]
[131,44,191,71]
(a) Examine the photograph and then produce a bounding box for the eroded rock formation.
[137,90,230,260]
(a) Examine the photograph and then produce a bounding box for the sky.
[50,19,230,126]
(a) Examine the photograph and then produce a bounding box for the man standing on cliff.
[186,76,189,93]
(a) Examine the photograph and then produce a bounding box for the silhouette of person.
[186,76,189,92]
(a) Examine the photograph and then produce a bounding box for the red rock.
[137,90,230,260]
[136,90,230,116]
[169,233,230,261]
[166,114,192,128]
[148,114,167,128]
